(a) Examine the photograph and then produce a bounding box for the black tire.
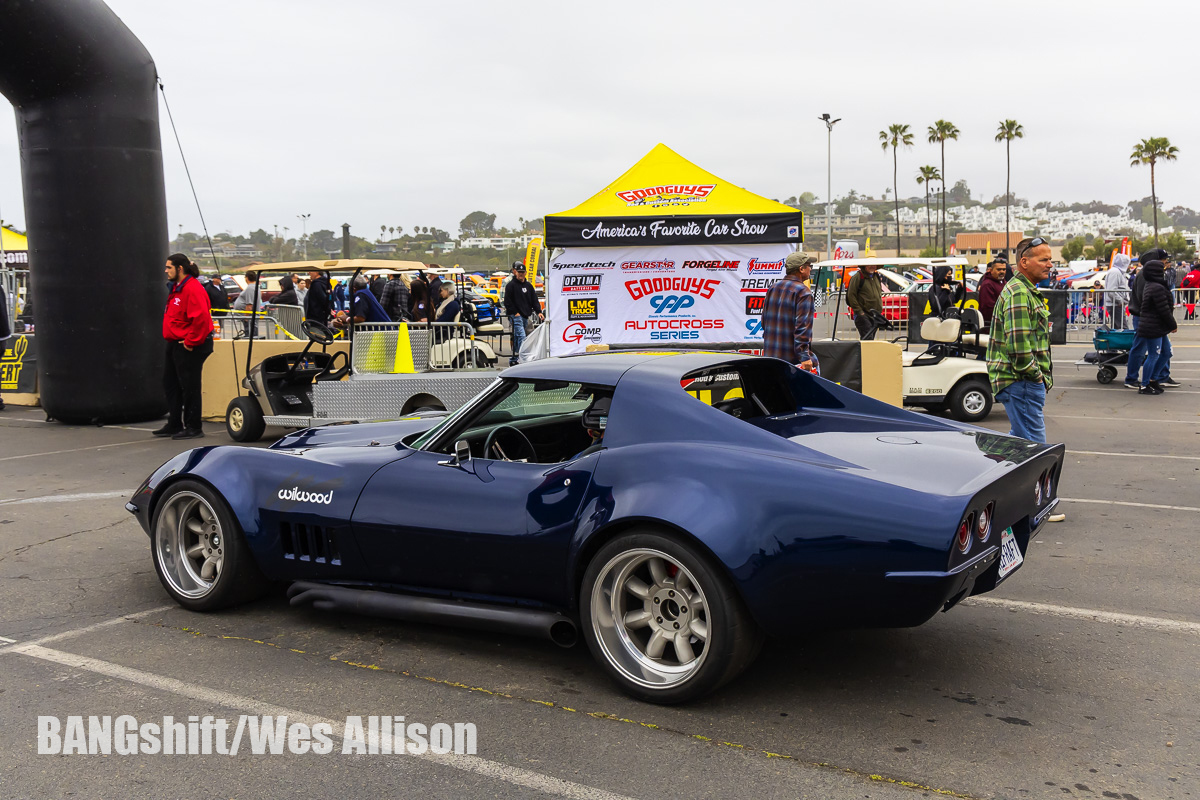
[946,379,993,423]
[1097,366,1117,385]
[226,396,266,442]
[580,528,763,704]
[151,479,268,611]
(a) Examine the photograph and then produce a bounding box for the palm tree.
[380,224,387,241]
[388,226,395,239]
[1130,137,1180,245]
[995,120,1024,259]
[879,124,914,255]
[916,165,941,251]
[927,120,960,255]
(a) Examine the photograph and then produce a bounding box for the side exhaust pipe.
[287,581,578,648]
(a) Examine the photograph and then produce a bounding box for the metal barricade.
[264,304,305,339]
[215,311,294,341]
[2,267,31,333]
[351,322,483,375]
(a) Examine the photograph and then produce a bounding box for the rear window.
[680,360,848,422]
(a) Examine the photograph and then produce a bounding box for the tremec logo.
[615,184,715,206]
[625,276,721,300]
[561,275,602,294]
[746,258,784,273]
[278,486,335,505]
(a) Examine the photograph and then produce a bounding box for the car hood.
[270,415,445,450]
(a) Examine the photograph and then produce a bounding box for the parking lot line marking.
[0,439,153,462]
[1047,414,1200,425]
[13,644,639,800]
[0,636,15,643]
[965,597,1200,635]
[1054,386,1200,395]
[0,490,129,506]
[1067,449,1200,461]
[1060,497,1200,513]
[0,605,174,655]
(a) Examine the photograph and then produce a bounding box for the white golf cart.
[900,309,993,423]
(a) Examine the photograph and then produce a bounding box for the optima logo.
[278,487,335,505]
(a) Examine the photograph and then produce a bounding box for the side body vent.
[279,522,342,565]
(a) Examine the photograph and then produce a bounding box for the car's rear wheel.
[946,379,993,423]
[152,480,267,611]
[581,530,762,704]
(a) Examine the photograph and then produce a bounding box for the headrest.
[959,307,984,327]
[582,395,611,430]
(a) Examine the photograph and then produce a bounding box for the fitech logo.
[278,486,335,505]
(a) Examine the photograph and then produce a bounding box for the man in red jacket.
[156,253,213,439]
[977,256,1007,326]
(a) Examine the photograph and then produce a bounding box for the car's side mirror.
[440,439,472,468]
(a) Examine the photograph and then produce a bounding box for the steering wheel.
[302,319,336,345]
[482,425,537,462]
[316,350,350,382]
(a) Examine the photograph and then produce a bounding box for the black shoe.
[171,428,205,440]
[1138,383,1164,395]
[1123,379,1140,389]
[1159,378,1181,388]
[152,425,182,437]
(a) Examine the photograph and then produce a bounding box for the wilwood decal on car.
[278,487,335,504]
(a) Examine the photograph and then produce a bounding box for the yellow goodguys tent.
[2,226,28,250]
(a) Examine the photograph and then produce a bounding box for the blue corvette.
[128,351,1063,703]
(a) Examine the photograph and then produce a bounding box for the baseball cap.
[785,252,815,271]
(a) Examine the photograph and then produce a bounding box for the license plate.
[998,527,1023,580]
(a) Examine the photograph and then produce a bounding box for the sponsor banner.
[548,244,795,356]
[544,212,804,248]
[524,236,543,288]
[3,250,29,265]
[1,334,36,394]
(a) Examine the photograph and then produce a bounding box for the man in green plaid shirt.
[986,237,1054,443]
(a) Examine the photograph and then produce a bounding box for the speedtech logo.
[568,298,598,320]
[561,275,602,294]
[551,260,615,271]
[562,323,603,344]
[615,184,715,207]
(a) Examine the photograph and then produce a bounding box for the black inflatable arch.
[0,0,168,423]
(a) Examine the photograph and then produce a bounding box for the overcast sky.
[2,0,1198,240]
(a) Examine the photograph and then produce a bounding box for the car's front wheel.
[151,480,267,611]
[581,530,762,704]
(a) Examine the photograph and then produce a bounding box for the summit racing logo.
[625,276,720,300]
[563,323,603,345]
[620,260,675,272]
[561,275,602,294]
[682,260,740,271]
[278,486,335,505]
[551,260,616,271]
[746,258,784,273]
[615,184,715,207]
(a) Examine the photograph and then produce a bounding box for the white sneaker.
[1047,513,1066,523]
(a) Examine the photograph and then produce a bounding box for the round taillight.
[1043,471,1053,501]
[977,503,993,541]
[1035,472,1044,505]
[957,515,973,554]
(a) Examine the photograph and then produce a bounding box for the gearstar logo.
[746,258,784,273]
[278,486,335,505]
[551,260,616,271]
[563,323,603,344]
[561,275,602,293]
[615,184,715,207]
[620,260,676,272]
[681,260,740,271]
[625,276,720,300]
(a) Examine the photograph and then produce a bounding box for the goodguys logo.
[562,323,603,344]
[615,184,715,206]
[278,486,335,504]
[625,276,720,300]
[561,275,603,293]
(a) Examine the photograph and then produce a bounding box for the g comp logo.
[563,323,603,344]
[568,298,598,320]
[648,294,694,315]
[278,486,335,505]
[561,275,602,294]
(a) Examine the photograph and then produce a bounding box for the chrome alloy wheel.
[155,491,225,599]
[590,548,710,689]
[962,388,988,416]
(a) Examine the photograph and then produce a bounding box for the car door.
[351,447,600,606]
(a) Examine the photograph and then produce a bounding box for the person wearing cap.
[503,261,542,366]
[986,237,1054,444]
[762,252,819,373]
[845,261,884,340]
[1103,253,1130,329]
[978,256,1007,325]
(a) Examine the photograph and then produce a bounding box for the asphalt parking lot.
[1,333,1197,799]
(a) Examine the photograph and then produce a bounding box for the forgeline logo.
[277,487,335,505]
[620,260,675,272]
[551,260,616,271]
[561,275,603,293]
[746,258,784,273]
[567,298,598,320]
[563,323,603,344]
[625,276,720,300]
[745,295,765,316]
[681,260,739,271]
[615,184,715,206]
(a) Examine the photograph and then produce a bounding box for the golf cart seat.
[958,308,990,350]
[920,316,961,343]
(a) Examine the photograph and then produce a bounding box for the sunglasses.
[1018,237,1048,259]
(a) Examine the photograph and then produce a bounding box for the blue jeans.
[996,380,1047,443]
[1152,335,1172,381]
[1126,334,1149,383]
[510,315,528,363]
[1139,336,1165,386]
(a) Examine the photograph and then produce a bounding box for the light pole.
[819,113,841,261]
[297,213,311,259]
